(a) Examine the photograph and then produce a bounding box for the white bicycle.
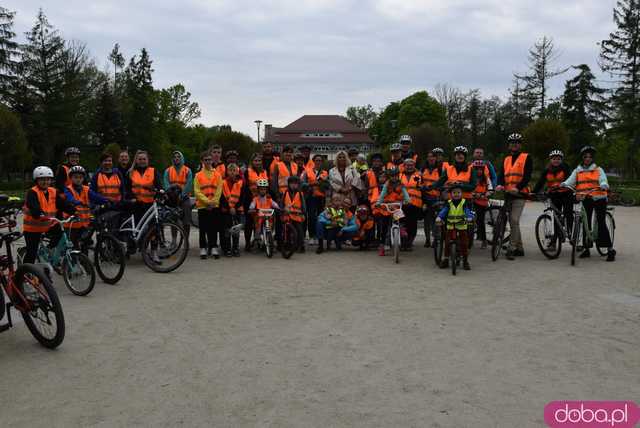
[380,202,405,264]
[117,195,189,273]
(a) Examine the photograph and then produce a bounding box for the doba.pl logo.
[544,401,640,427]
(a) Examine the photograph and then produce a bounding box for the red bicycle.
[0,197,65,348]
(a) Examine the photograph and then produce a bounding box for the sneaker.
[308,238,317,246]
[298,246,305,253]
[480,240,487,249]
[316,245,324,254]
[606,249,616,262]
[463,259,471,270]
[439,259,449,269]
[384,245,390,251]
[200,248,207,260]
[224,250,232,257]
[579,249,591,259]
[424,240,431,248]
[151,251,161,264]
[378,246,385,256]
[211,247,220,259]
[232,248,240,257]
[506,250,515,261]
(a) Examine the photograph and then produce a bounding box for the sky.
[6,0,618,140]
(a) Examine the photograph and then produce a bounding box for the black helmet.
[68,165,86,176]
[65,147,81,156]
[580,145,596,156]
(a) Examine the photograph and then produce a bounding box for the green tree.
[397,90,447,131]
[515,37,567,118]
[157,84,201,126]
[345,104,378,129]
[522,119,570,165]
[122,48,157,154]
[108,43,125,83]
[0,6,19,98]
[561,65,609,157]
[0,104,31,176]
[599,0,640,176]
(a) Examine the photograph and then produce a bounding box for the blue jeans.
[316,224,355,244]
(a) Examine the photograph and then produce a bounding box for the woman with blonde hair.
[328,151,363,209]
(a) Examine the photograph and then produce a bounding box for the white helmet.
[549,149,564,159]
[33,166,54,180]
[390,143,402,151]
[508,133,523,143]
[454,146,468,155]
[256,178,269,187]
[399,135,412,144]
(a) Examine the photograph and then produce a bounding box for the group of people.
[20,132,617,271]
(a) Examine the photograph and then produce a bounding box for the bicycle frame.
[119,201,159,244]
[541,197,570,242]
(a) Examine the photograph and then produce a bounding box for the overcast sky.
[6,0,617,139]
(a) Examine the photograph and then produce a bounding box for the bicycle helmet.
[507,133,523,143]
[431,147,444,155]
[549,149,564,159]
[387,167,400,176]
[390,143,402,152]
[68,165,86,176]
[399,134,412,144]
[256,178,269,187]
[454,146,468,155]
[33,166,54,180]
[65,147,81,156]
[580,145,596,156]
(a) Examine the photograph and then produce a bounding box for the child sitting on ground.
[352,205,375,250]
[315,194,357,253]
[435,184,474,270]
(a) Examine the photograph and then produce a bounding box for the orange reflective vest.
[422,167,440,199]
[365,170,379,202]
[503,153,529,192]
[473,165,491,207]
[64,185,90,229]
[401,172,423,207]
[62,165,72,187]
[130,168,156,203]
[380,184,404,216]
[353,217,374,241]
[446,164,473,199]
[305,159,315,170]
[576,168,607,198]
[546,169,570,192]
[386,160,405,173]
[268,155,281,177]
[247,168,268,196]
[253,195,274,210]
[305,167,328,198]
[441,161,451,172]
[212,163,226,178]
[223,178,244,212]
[166,165,191,194]
[195,169,221,209]
[276,161,298,194]
[96,172,122,202]
[23,186,57,233]
[283,191,304,223]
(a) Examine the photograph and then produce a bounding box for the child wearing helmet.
[63,165,110,249]
[56,147,82,192]
[352,205,375,250]
[281,175,306,253]
[533,149,573,238]
[375,168,411,256]
[248,177,279,246]
[386,143,404,172]
[23,166,77,264]
[435,183,474,270]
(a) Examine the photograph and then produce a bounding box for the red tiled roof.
[265,115,373,144]
[280,115,364,133]
[270,134,373,144]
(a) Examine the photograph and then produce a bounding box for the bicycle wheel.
[433,224,444,265]
[392,226,400,264]
[571,217,582,266]
[450,241,457,276]
[265,230,274,258]
[535,214,562,259]
[484,207,500,245]
[280,222,298,259]
[142,221,189,273]
[62,252,96,296]
[595,212,616,256]
[491,211,506,261]
[94,234,126,284]
[15,264,65,349]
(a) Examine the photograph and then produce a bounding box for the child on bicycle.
[352,205,375,250]
[23,166,76,264]
[375,168,410,256]
[436,184,474,270]
[533,149,573,239]
[221,163,244,257]
[248,178,279,247]
[281,175,306,253]
[64,166,110,249]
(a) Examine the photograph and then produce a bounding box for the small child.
[375,168,410,256]
[352,205,375,250]
[63,165,109,249]
[435,184,474,270]
[281,175,306,253]
[221,163,244,257]
[248,178,279,244]
[315,194,357,253]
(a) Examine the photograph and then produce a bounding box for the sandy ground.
[1,203,639,428]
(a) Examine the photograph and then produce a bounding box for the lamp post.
[254,120,263,144]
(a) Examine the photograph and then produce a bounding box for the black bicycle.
[490,191,528,261]
[80,206,126,284]
[534,191,572,259]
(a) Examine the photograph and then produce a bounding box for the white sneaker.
[384,245,390,251]
[200,248,207,259]
[211,247,220,259]
[308,238,317,246]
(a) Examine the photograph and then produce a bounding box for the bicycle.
[80,206,126,284]
[438,218,474,276]
[279,209,299,260]
[569,188,616,266]
[116,194,189,273]
[18,216,96,296]
[430,200,446,266]
[380,202,405,264]
[254,208,276,258]
[0,199,65,348]
[490,190,528,262]
[534,190,572,259]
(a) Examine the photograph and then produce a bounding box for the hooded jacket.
[163,151,193,197]
[562,163,609,201]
